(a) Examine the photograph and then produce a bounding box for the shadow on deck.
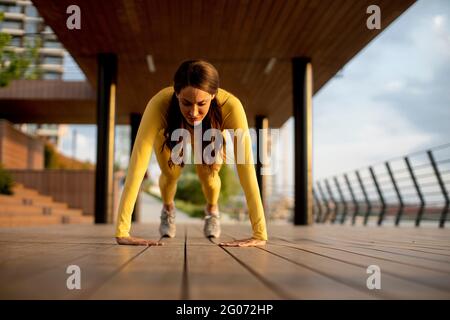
[0,222,449,299]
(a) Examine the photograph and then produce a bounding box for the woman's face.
[176,86,215,126]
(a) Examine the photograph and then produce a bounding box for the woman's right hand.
[116,236,164,246]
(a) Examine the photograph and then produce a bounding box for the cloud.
[313,100,436,180]
[74,133,95,162]
[59,125,96,163]
[433,14,445,30]
[372,53,450,145]
[384,80,404,92]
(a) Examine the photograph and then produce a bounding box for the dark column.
[130,113,142,222]
[95,53,117,224]
[292,57,313,225]
[255,115,268,214]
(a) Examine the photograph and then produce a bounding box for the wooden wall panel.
[0,120,44,170]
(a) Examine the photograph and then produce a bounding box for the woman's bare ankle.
[205,203,219,216]
[163,202,175,211]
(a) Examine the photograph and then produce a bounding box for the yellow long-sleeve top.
[115,86,268,241]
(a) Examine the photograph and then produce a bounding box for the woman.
[115,59,268,247]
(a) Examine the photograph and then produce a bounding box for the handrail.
[313,143,450,228]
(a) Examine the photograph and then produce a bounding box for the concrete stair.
[0,183,93,227]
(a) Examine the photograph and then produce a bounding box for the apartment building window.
[25,6,38,17]
[43,40,61,49]
[0,5,21,13]
[43,73,61,80]
[43,56,63,65]
[10,36,21,46]
[25,22,38,34]
[1,20,22,29]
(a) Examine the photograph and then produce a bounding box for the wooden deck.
[1,222,449,299]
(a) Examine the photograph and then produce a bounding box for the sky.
[59,0,450,196]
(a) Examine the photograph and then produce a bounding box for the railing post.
[385,161,404,226]
[325,179,338,223]
[344,173,359,225]
[427,150,449,228]
[334,176,348,224]
[317,181,330,223]
[356,170,371,225]
[369,166,386,226]
[405,156,425,226]
[313,188,323,223]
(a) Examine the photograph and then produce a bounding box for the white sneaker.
[159,207,176,238]
[203,208,221,238]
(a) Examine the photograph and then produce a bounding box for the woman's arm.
[220,95,268,246]
[115,88,169,245]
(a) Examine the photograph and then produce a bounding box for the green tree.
[175,164,204,204]
[218,164,240,205]
[0,163,13,195]
[175,163,241,205]
[44,143,58,169]
[0,12,42,87]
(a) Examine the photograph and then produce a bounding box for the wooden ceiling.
[9,0,416,126]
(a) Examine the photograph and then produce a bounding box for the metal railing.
[313,143,450,227]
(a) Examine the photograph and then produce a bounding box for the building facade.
[0,0,65,80]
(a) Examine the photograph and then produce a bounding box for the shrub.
[44,143,94,169]
[44,143,58,169]
[0,164,13,195]
[174,163,241,206]
[218,164,241,204]
[175,165,205,204]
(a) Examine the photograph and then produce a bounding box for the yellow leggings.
[153,131,221,206]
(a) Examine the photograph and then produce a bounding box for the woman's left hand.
[219,237,266,247]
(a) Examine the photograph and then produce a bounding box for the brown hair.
[161,59,225,171]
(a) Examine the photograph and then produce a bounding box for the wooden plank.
[186,224,281,300]
[0,243,40,264]
[0,224,116,244]
[265,236,450,296]
[312,243,450,275]
[227,224,450,297]
[302,234,450,262]
[272,242,449,299]
[212,225,374,299]
[265,225,450,255]
[267,225,450,261]
[268,229,450,274]
[0,224,161,299]
[303,233,450,258]
[88,223,186,299]
[0,243,118,299]
[341,243,450,267]
[313,230,450,249]
[268,224,450,245]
